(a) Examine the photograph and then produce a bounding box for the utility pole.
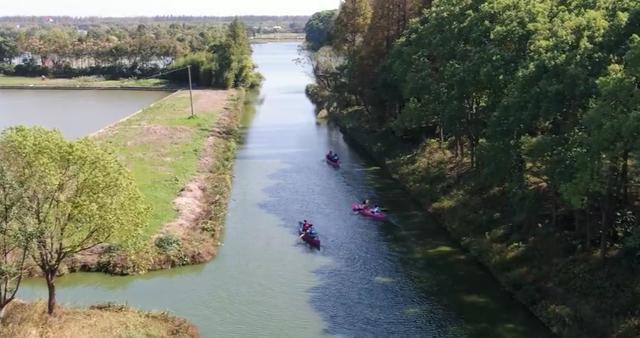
[187,65,195,118]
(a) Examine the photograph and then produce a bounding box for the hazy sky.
[2,0,340,17]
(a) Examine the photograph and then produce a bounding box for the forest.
[0,18,263,88]
[305,0,640,336]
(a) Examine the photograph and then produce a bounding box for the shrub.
[155,234,182,253]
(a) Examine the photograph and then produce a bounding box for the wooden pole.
[187,65,195,118]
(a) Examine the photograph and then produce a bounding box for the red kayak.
[326,157,340,168]
[298,223,321,249]
[352,203,386,220]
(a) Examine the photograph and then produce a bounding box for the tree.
[210,19,260,89]
[0,161,33,318]
[563,36,640,257]
[304,10,338,51]
[0,34,18,64]
[0,127,149,315]
[333,0,372,57]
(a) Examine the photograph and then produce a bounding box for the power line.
[140,65,195,118]
[141,65,190,80]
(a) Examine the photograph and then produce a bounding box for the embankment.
[55,89,246,275]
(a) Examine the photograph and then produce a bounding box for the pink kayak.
[352,203,386,220]
[326,157,340,168]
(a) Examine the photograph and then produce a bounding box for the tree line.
[308,0,640,261]
[0,19,261,89]
[306,1,640,334]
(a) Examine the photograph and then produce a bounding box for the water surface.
[0,89,168,138]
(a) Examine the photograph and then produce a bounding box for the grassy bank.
[94,90,227,234]
[0,75,172,89]
[332,110,640,338]
[65,89,244,274]
[0,301,198,338]
[250,33,305,43]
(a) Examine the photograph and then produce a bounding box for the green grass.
[0,75,171,88]
[95,91,226,236]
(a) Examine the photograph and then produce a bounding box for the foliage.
[304,10,338,51]
[333,0,372,57]
[0,158,35,315]
[307,0,640,335]
[0,126,149,315]
[0,19,260,86]
[210,19,262,89]
[155,235,182,253]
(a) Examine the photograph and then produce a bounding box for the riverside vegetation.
[305,1,640,337]
[0,17,259,336]
[0,18,261,89]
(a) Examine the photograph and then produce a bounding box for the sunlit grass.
[0,75,170,88]
[95,92,222,236]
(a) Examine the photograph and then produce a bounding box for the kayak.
[326,156,340,168]
[298,223,321,249]
[352,203,387,220]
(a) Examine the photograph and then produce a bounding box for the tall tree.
[333,0,372,58]
[304,10,338,51]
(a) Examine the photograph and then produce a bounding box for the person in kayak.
[371,205,381,214]
[362,199,370,209]
[302,220,312,231]
[300,220,315,237]
[327,150,339,162]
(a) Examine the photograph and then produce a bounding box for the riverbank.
[62,89,244,274]
[0,75,174,90]
[250,33,305,43]
[0,301,198,338]
[330,109,639,338]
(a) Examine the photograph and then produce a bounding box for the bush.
[0,63,14,75]
[165,52,211,87]
[155,234,182,253]
[13,63,48,76]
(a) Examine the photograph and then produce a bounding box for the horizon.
[2,0,339,17]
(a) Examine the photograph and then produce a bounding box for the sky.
[2,0,340,17]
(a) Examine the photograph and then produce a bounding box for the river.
[17,42,551,337]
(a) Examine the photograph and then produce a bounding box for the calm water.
[0,89,168,139]
[18,43,552,337]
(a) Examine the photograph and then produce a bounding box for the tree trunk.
[551,199,557,228]
[586,210,591,250]
[600,207,608,260]
[621,149,629,204]
[45,271,56,315]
